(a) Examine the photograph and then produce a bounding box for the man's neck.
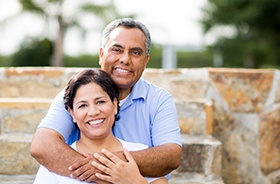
[119,88,132,100]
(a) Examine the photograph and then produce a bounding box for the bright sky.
[0,0,208,56]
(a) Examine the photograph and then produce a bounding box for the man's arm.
[30,128,85,176]
[130,143,181,177]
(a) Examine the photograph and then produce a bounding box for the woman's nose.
[88,105,99,115]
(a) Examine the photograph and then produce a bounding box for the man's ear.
[99,47,104,66]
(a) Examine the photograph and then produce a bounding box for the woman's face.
[69,82,118,140]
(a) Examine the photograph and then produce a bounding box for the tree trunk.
[51,15,64,66]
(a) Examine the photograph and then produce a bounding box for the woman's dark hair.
[63,69,120,121]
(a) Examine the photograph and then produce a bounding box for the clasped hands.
[69,148,146,184]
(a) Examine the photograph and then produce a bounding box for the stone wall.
[0,67,279,184]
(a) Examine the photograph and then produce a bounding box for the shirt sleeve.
[38,89,75,141]
[151,90,182,147]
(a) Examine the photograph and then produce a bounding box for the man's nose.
[119,52,131,64]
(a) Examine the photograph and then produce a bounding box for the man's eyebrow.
[111,44,123,48]
[131,47,144,53]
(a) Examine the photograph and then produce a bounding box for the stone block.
[260,107,280,175]
[176,99,213,135]
[0,134,39,174]
[0,98,51,134]
[208,68,275,113]
[0,67,65,98]
[142,68,209,100]
[175,134,222,177]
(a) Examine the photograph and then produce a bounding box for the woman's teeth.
[88,119,104,125]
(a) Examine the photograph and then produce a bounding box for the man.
[30,18,182,183]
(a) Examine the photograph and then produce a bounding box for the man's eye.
[112,48,121,52]
[131,50,142,56]
[134,51,140,55]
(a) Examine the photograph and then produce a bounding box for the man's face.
[99,27,150,92]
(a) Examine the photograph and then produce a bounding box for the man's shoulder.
[137,78,172,96]
[138,78,167,91]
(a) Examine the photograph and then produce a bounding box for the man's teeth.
[116,68,129,73]
[88,119,104,125]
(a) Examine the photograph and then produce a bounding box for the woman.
[33,69,167,184]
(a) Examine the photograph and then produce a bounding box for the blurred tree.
[11,37,53,66]
[1,0,129,66]
[201,0,280,68]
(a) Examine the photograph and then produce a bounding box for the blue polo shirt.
[39,78,182,147]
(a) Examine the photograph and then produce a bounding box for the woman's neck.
[76,133,122,154]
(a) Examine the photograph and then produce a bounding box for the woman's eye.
[78,104,87,109]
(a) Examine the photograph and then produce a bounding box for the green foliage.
[201,0,280,68]
[11,38,53,66]
[19,0,45,14]
[0,55,12,66]
[64,54,100,68]
[147,44,162,68]
[177,50,213,68]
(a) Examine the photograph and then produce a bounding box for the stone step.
[0,67,73,98]
[169,134,223,183]
[169,172,225,184]
[0,98,52,134]
[0,174,36,184]
[0,133,222,176]
[0,133,39,174]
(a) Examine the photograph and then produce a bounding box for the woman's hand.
[92,148,148,184]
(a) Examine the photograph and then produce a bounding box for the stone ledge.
[0,98,52,109]
[176,134,222,176]
[170,172,224,184]
[0,174,36,184]
[176,99,213,135]
[0,133,33,142]
[0,134,39,174]
[0,98,51,134]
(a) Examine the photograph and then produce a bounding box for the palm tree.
[2,0,123,66]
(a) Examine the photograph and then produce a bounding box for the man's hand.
[69,153,110,183]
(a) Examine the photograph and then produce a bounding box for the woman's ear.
[68,107,77,123]
[113,98,118,115]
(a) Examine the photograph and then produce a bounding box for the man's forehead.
[107,27,146,48]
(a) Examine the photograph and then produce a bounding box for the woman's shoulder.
[118,139,149,151]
